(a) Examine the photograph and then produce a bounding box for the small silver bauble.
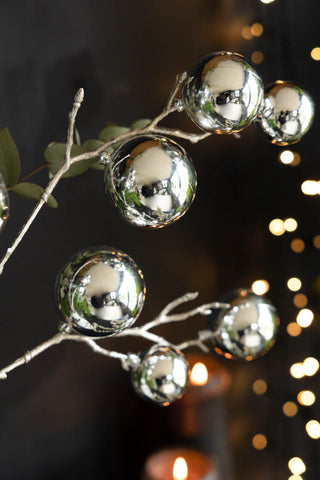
[255,81,314,145]
[131,345,189,406]
[0,173,9,233]
[182,51,263,133]
[207,289,279,360]
[56,247,146,337]
[105,135,197,228]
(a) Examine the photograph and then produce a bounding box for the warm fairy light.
[190,362,209,386]
[284,218,298,232]
[288,457,306,475]
[241,26,253,40]
[282,401,298,417]
[286,322,302,337]
[290,238,305,253]
[293,293,308,308]
[251,23,263,37]
[173,457,188,480]
[313,235,320,248]
[260,0,276,3]
[301,180,320,195]
[280,150,294,164]
[303,357,319,376]
[269,219,285,236]
[306,420,320,439]
[252,433,267,450]
[311,47,320,61]
[287,278,302,292]
[252,379,267,395]
[251,51,264,64]
[288,476,303,480]
[290,363,305,379]
[251,280,269,295]
[296,308,314,328]
[297,390,316,406]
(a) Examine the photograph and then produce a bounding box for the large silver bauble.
[105,135,197,228]
[131,345,189,406]
[56,247,146,337]
[182,51,263,133]
[207,289,279,360]
[255,81,315,145]
[0,173,9,233]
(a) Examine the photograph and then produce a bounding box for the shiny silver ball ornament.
[131,345,189,406]
[182,51,263,133]
[255,81,315,145]
[56,247,146,337]
[0,173,9,233]
[207,289,279,360]
[105,135,197,228]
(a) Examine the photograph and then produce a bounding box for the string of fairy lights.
[239,2,320,478]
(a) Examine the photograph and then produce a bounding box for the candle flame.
[173,457,188,480]
[190,362,208,386]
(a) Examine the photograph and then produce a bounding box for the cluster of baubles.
[105,51,314,229]
[56,247,279,406]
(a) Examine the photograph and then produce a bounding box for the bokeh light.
[287,278,302,292]
[290,363,304,379]
[284,218,298,232]
[303,357,319,376]
[251,280,269,295]
[269,219,285,236]
[301,180,320,195]
[306,420,320,439]
[297,390,316,406]
[251,23,263,37]
[296,308,314,328]
[260,0,276,3]
[252,433,267,450]
[286,322,302,337]
[251,51,264,64]
[253,379,267,395]
[313,235,320,248]
[293,293,308,308]
[288,457,306,475]
[311,47,320,61]
[241,26,253,40]
[190,362,208,386]
[279,150,294,164]
[282,401,298,417]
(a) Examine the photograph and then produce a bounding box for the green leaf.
[0,128,21,187]
[11,182,58,208]
[44,143,96,178]
[99,126,130,142]
[82,139,105,152]
[104,121,117,128]
[130,118,151,130]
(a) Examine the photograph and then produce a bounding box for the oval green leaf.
[0,128,21,187]
[11,182,58,208]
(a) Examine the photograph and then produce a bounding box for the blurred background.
[0,0,319,479]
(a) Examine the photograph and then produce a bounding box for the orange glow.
[173,457,188,480]
[251,280,269,295]
[251,23,263,37]
[252,433,267,450]
[311,47,320,61]
[282,401,298,417]
[290,238,305,253]
[293,293,308,308]
[190,362,209,386]
[252,379,267,395]
[241,26,253,40]
[251,51,264,64]
[297,390,316,406]
[313,235,320,248]
[286,322,302,337]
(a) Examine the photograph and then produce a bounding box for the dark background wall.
[0,1,319,479]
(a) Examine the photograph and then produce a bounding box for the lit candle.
[143,448,218,480]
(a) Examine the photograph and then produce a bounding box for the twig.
[12,163,50,185]
[0,293,225,379]
[0,89,84,277]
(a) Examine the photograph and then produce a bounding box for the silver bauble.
[255,81,314,145]
[0,173,9,233]
[207,289,279,360]
[56,247,146,337]
[182,51,263,133]
[131,345,189,406]
[105,135,197,228]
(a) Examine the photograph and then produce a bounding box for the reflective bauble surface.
[207,289,279,360]
[131,345,189,406]
[182,51,263,133]
[0,173,9,233]
[56,247,146,337]
[255,81,314,145]
[106,135,197,228]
